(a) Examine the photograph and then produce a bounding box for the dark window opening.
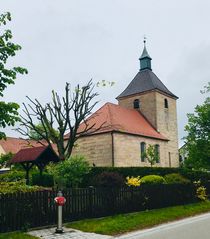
[155,144,160,163]
[164,99,168,108]
[140,142,146,162]
[134,99,140,109]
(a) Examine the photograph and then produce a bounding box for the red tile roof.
[10,146,48,163]
[0,137,45,154]
[65,103,168,141]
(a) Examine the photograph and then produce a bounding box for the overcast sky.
[1,0,210,146]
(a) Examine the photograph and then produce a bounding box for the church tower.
[117,40,179,167]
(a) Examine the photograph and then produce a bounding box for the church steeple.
[139,38,152,71]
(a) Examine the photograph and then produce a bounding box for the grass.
[0,232,38,239]
[66,201,210,235]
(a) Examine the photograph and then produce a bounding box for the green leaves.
[144,144,160,167]
[0,12,27,139]
[184,82,210,169]
[48,155,90,188]
[0,12,11,26]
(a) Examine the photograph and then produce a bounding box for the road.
[117,212,210,239]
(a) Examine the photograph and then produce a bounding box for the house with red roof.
[69,41,179,167]
[0,137,43,155]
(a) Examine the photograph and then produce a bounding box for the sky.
[1,0,210,146]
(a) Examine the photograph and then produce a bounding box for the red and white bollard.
[54,191,66,233]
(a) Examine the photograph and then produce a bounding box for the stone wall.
[0,145,5,155]
[155,92,179,167]
[71,133,113,167]
[71,131,173,168]
[118,90,179,167]
[113,132,169,167]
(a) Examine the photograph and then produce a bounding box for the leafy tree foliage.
[184,82,210,169]
[48,155,90,188]
[0,12,28,139]
[0,152,13,168]
[144,144,159,167]
[28,123,56,140]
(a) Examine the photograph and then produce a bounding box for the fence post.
[88,186,94,217]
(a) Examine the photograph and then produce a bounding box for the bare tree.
[17,80,105,160]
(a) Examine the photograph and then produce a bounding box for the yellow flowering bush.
[196,186,208,201]
[193,180,208,201]
[126,176,141,187]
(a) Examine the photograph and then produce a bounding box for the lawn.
[0,232,38,239]
[66,201,210,235]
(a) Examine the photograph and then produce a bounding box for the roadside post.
[54,191,66,233]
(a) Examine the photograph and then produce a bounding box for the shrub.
[82,167,210,186]
[93,172,124,187]
[164,173,191,184]
[126,176,141,187]
[32,173,54,187]
[0,170,25,182]
[196,186,208,201]
[140,175,166,185]
[193,180,208,201]
[49,155,90,188]
[0,152,13,168]
[0,180,43,194]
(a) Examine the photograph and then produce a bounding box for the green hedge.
[140,175,166,185]
[0,181,43,194]
[164,173,191,184]
[31,173,54,187]
[82,167,210,186]
[0,170,25,182]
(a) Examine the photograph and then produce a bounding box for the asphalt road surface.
[117,212,210,239]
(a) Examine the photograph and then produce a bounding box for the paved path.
[28,227,113,239]
[28,212,210,239]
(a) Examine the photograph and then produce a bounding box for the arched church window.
[134,99,140,109]
[140,142,146,162]
[164,99,168,108]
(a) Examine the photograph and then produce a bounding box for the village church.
[70,41,179,168]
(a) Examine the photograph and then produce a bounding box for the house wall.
[0,145,5,155]
[71,133,113,167]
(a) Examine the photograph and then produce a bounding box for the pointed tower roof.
[139,39,152,71]
[117,70,178,99]
[140,39,152,59]
[117,41,178,99]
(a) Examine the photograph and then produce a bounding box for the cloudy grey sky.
[1,0,210,146]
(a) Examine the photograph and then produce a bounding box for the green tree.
[28,123,59,141]
[0,152,13,168]
[0,12,27,139]
[184,83,210,169]
[48,155,90,188]
[144,144,159,167]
